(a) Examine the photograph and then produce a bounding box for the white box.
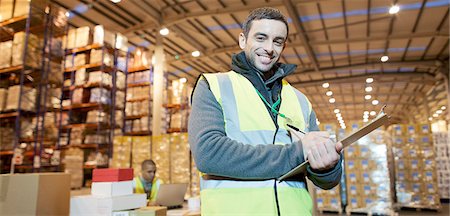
[70,194,146,216]
[91,180,133,197]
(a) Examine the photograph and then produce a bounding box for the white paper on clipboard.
[277,112,389,182]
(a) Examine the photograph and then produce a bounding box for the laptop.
[154,183,188,209]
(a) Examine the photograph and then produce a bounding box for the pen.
[286,124,306,134]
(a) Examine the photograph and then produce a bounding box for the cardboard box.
[91,180,133,197]
[93,168,134,182]
[134,206,167,216]
[70,194,146,216]
[0,173,70,216]
[0,0,13,22]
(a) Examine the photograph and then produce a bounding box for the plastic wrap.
[389,123,441,210]
[152,135,170,183]
[344,129,394,215]
[433,131,450,199]
[89,88,111,104]
[75,26,90,48]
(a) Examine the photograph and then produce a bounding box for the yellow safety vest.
[134,177,161,202]
[200,71,313,216]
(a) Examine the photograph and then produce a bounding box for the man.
[133,159,162,205]
[188,7,343,216]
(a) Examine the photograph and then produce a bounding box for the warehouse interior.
[0,0,449,215]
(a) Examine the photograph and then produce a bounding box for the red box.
[92,168,134,182]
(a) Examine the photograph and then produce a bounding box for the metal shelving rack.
[0,0,67,174]
[56,27,127,186]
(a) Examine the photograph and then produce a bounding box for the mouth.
[256,53,274,64]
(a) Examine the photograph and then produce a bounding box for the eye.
[256,36,266,41]
[274,40,284,46]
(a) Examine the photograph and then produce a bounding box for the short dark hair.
[141,159,156,169]
[242,7,289,38]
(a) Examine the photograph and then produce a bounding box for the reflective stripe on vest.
[200,71,314,215]
[134,177,161,202]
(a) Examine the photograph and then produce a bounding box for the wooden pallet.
[345,207,397,216]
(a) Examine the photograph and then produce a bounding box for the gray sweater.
[188,52,342,189]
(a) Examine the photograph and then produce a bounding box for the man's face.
[239,19,287,72]
[142,164,156,182]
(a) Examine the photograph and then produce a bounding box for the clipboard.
[278,112,389,182]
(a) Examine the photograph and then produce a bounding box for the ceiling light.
[365,95,372,100]
[334,108,340,113]
[336,113,342,117]
[341,126,347,129]
[329,98,335,103]
[366,78,374,83]
[381,55,389,62]
[389,5,400,14]
[436,110,443,114]
[364,111,369,115]
[365,86,373,92]
[363,118,368,122]
[337,116,343,121]
[180,78,187,83]
[322,83,330,88]
[372,100,379,105]
[339,120,344,124]
[363,114,369,119]
[370,111,377,116]
[159,28,169,36]
[191,50,201,57]
[326,91,333,96]
[428,117,432,121]
[433,113,438,117]
[110,0,121,3]
[65,11,71,17]
[441,106,446,110]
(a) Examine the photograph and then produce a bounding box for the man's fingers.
[335,142,343,153]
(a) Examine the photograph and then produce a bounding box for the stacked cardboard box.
[168,78,188,105]
[111,136,131,168]
[0,88,7,111]
[12,31,41,68]
[152,135,171,183]
[90,88,111,104]
[344,127,394,215]
[0,41,12,68]
[5,85,36,111]
[127,86,151,101]
[86,110,110,124]
[64,147,84,188]
[315,185,342,212]
[131,136,151,176]
[0,127,14,150]
[434,132,450,199]
[88,71,112,87]
[70,168,146,215]
[127,70,151,85]
[389,124,441,209]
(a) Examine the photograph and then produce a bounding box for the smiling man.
[188,7,343,216]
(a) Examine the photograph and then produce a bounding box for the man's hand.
[302,131,342,171]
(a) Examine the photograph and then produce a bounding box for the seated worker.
[133,159,162,205]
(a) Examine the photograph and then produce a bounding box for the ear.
[238,32,246,50]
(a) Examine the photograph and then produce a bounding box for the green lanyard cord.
[254,88,286,119]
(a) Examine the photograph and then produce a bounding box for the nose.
[262,41,274,54]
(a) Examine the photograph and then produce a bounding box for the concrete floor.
[321,203,450,216]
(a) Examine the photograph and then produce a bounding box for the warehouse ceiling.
[51,0,449,125]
